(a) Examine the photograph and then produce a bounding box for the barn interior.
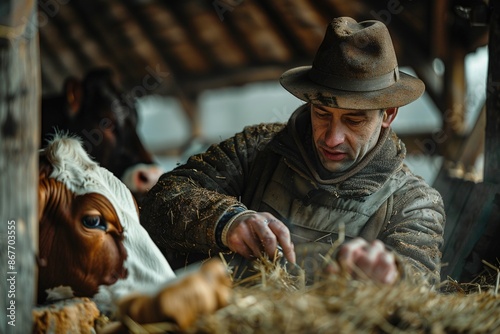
[1,0,499,332]
[36,0,494,279]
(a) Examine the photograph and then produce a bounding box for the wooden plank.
[438,177,475,279]
[68,1,140,89]
[454,104,486,181]
[0,1,40,333]
[38,15,85,80]
[55,3,118,73]
[440,182,500,281]
[124,2,201,77]
[262,0,326,56]
[433,167,472,216]
[441,44,468,161]
[484,0,500,184]
[459,183,500,283]
[225,1,292,63]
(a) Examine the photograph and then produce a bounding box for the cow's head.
[37,134,136,303]
[42,68,163,200]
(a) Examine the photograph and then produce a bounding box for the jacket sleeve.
[379,167,446,285]
[140,123,285,255]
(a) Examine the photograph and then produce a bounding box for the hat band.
[308,66,400,92]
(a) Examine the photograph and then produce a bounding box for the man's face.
[310,104,395,173]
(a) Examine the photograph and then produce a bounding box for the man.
[141,17,445,285]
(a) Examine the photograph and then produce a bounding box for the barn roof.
[38,1,487,98]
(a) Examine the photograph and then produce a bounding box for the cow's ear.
[64,77,83,118]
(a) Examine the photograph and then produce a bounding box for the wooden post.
[0,1,40,333]
[484,0,500,184]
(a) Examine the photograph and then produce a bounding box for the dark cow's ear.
[64,77,83,118]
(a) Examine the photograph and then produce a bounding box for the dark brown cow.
[37,134,231,329]
[41,68,163,201]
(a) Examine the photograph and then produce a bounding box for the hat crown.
[310,17,399,91]
[279,16,425,109]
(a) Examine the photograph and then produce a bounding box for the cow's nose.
[121,164,164,193]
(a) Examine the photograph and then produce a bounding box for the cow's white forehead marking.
[43,133,138,230]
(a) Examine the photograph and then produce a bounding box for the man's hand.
[225,211,296,264]
[327,238,399,284]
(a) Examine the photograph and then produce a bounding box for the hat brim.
[280,66,425,110]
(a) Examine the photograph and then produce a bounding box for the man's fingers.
[383,267,399,284]
[356,239,385,272]
[267,220,296,263]
[373,252,398,284]
[335,238,398,284]
[338,238,368,260]
[253,219,279,259]
[337,238,368,273]
[226,214,278,260]
[225,212,296,263]
[226,222,259,259]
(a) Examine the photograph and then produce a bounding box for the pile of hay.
[183,257,500,334]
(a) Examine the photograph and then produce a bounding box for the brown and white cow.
[37,134,231,329]
[41,68,163,201]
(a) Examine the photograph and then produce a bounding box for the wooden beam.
[220,1,292,64]
[39,35,67,95]
[452,104,486,182]
[177,65,289,94]
[484,0,500,184]
[260,0,326,56]
[69,1,139,90]
[121,1,188,77]
[38,16,85,81]
[440,181,500,281]
[432,0,449,59]
[52,2,120,75]
[171,1,248,70]
[0,1,40,333]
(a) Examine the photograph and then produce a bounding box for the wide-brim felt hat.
[280,17,425,110]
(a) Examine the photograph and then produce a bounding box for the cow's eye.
[82,215,107,231]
